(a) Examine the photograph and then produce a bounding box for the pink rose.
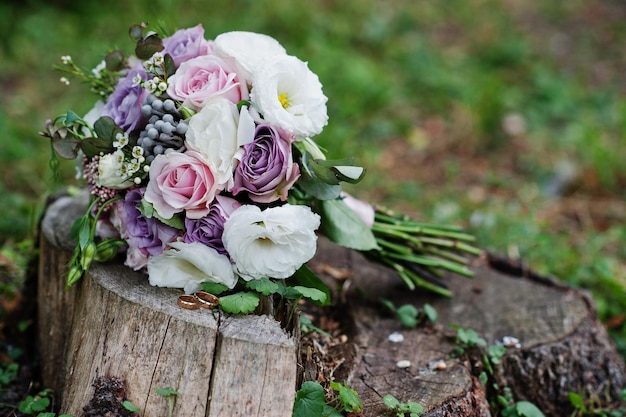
[166,54,247,110]
[145,151,220,219]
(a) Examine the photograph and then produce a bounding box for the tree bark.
[38,194,626,417]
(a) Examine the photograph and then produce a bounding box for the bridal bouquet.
[41,23,480,314]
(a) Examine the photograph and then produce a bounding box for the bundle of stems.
[367,207,483,297]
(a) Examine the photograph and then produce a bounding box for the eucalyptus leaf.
[128,24,144,42]
[93,116,122,141]
[319,199,379,251]
[51,133,81,159]
[105,50,125,71]
[81,136,114,158]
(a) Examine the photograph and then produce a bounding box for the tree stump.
[38,194,626,416]
[38,194,297,417]
[306,238,626,416]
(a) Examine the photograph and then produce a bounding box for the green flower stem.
[423,247,471,265]
[378,257,452,297]
[375,237,415,255]
[374,211,467,232]
[372,220,477,242]
[415,236,483,256]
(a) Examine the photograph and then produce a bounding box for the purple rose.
[162,24,213,67]
[183,195,240,255]
[231,124,300,203]
[114,188,179,270]
[102,67,148,133]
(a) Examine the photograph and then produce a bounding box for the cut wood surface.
[38,194,626,417]
[307,238,626,416]
[38,194,297,417]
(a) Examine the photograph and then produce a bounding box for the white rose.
[96,153,134,190]
[213,31,287,84]
[250,55,328,139]
[185,98,242,189]
[223,204,321,281]
[148,241,237,294]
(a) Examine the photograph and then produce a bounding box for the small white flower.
[92,60,106,78]
[152,52,164,66]
[132,74,143,87]
[61,55,72,65]
[148,241,237,293]
[223,204,320,281]
[113,133,129,149]
[132,146,144,158]
[250,55,328,138]
[158,81,168,92]
[59,77,70,86]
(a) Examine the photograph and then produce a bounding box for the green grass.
[1,0,624,353]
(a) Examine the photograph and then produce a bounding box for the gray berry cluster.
[138,94,188,163]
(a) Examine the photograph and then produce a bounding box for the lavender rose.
[113,188,179,270]
[166,54,247,110]
[231,124,300,203]
[162,24,212,67]
[183,195,240,255]
[102,67,148,133]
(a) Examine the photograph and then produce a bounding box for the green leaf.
[244,277,281,296]
[330,382,363,413]
[568,392,586,411]
[396,304,419,328]
[423,303,438,322]
[286,265,331,306]
[406,401,424,414]
[200,282,230,295]
[321,404,343,417]
[136,37,164,60]
[93,116,122,141]
[219,292,260,314]
[331,166,366,184]
[292,286,327,305]
[122,400,140,412]
[478,371,488,386]
[128,24,144,42]
[514,401,546,417]
[319,199,379,251]
[154,386,180,397]
[488,344,507,364]
[105,50,125,71]
[139,199,185,229]
[164,54,177,77]
[51,132,81,159]
[382,394,400,409]
[292,381,325,417]
[296,167,342,200]
[18,396,50,413]
[81,136,114,158]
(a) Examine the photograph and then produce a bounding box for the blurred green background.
[1,0,624,353]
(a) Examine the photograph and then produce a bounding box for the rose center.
[277,92,290,109]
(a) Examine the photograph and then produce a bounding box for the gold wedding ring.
[194,291,220,309]
[177,294,200,310]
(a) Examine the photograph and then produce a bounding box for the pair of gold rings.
[177,291,220,310]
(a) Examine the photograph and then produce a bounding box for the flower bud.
[67,265,83,288]
[95,239,123,262]
[80,241,97,270]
